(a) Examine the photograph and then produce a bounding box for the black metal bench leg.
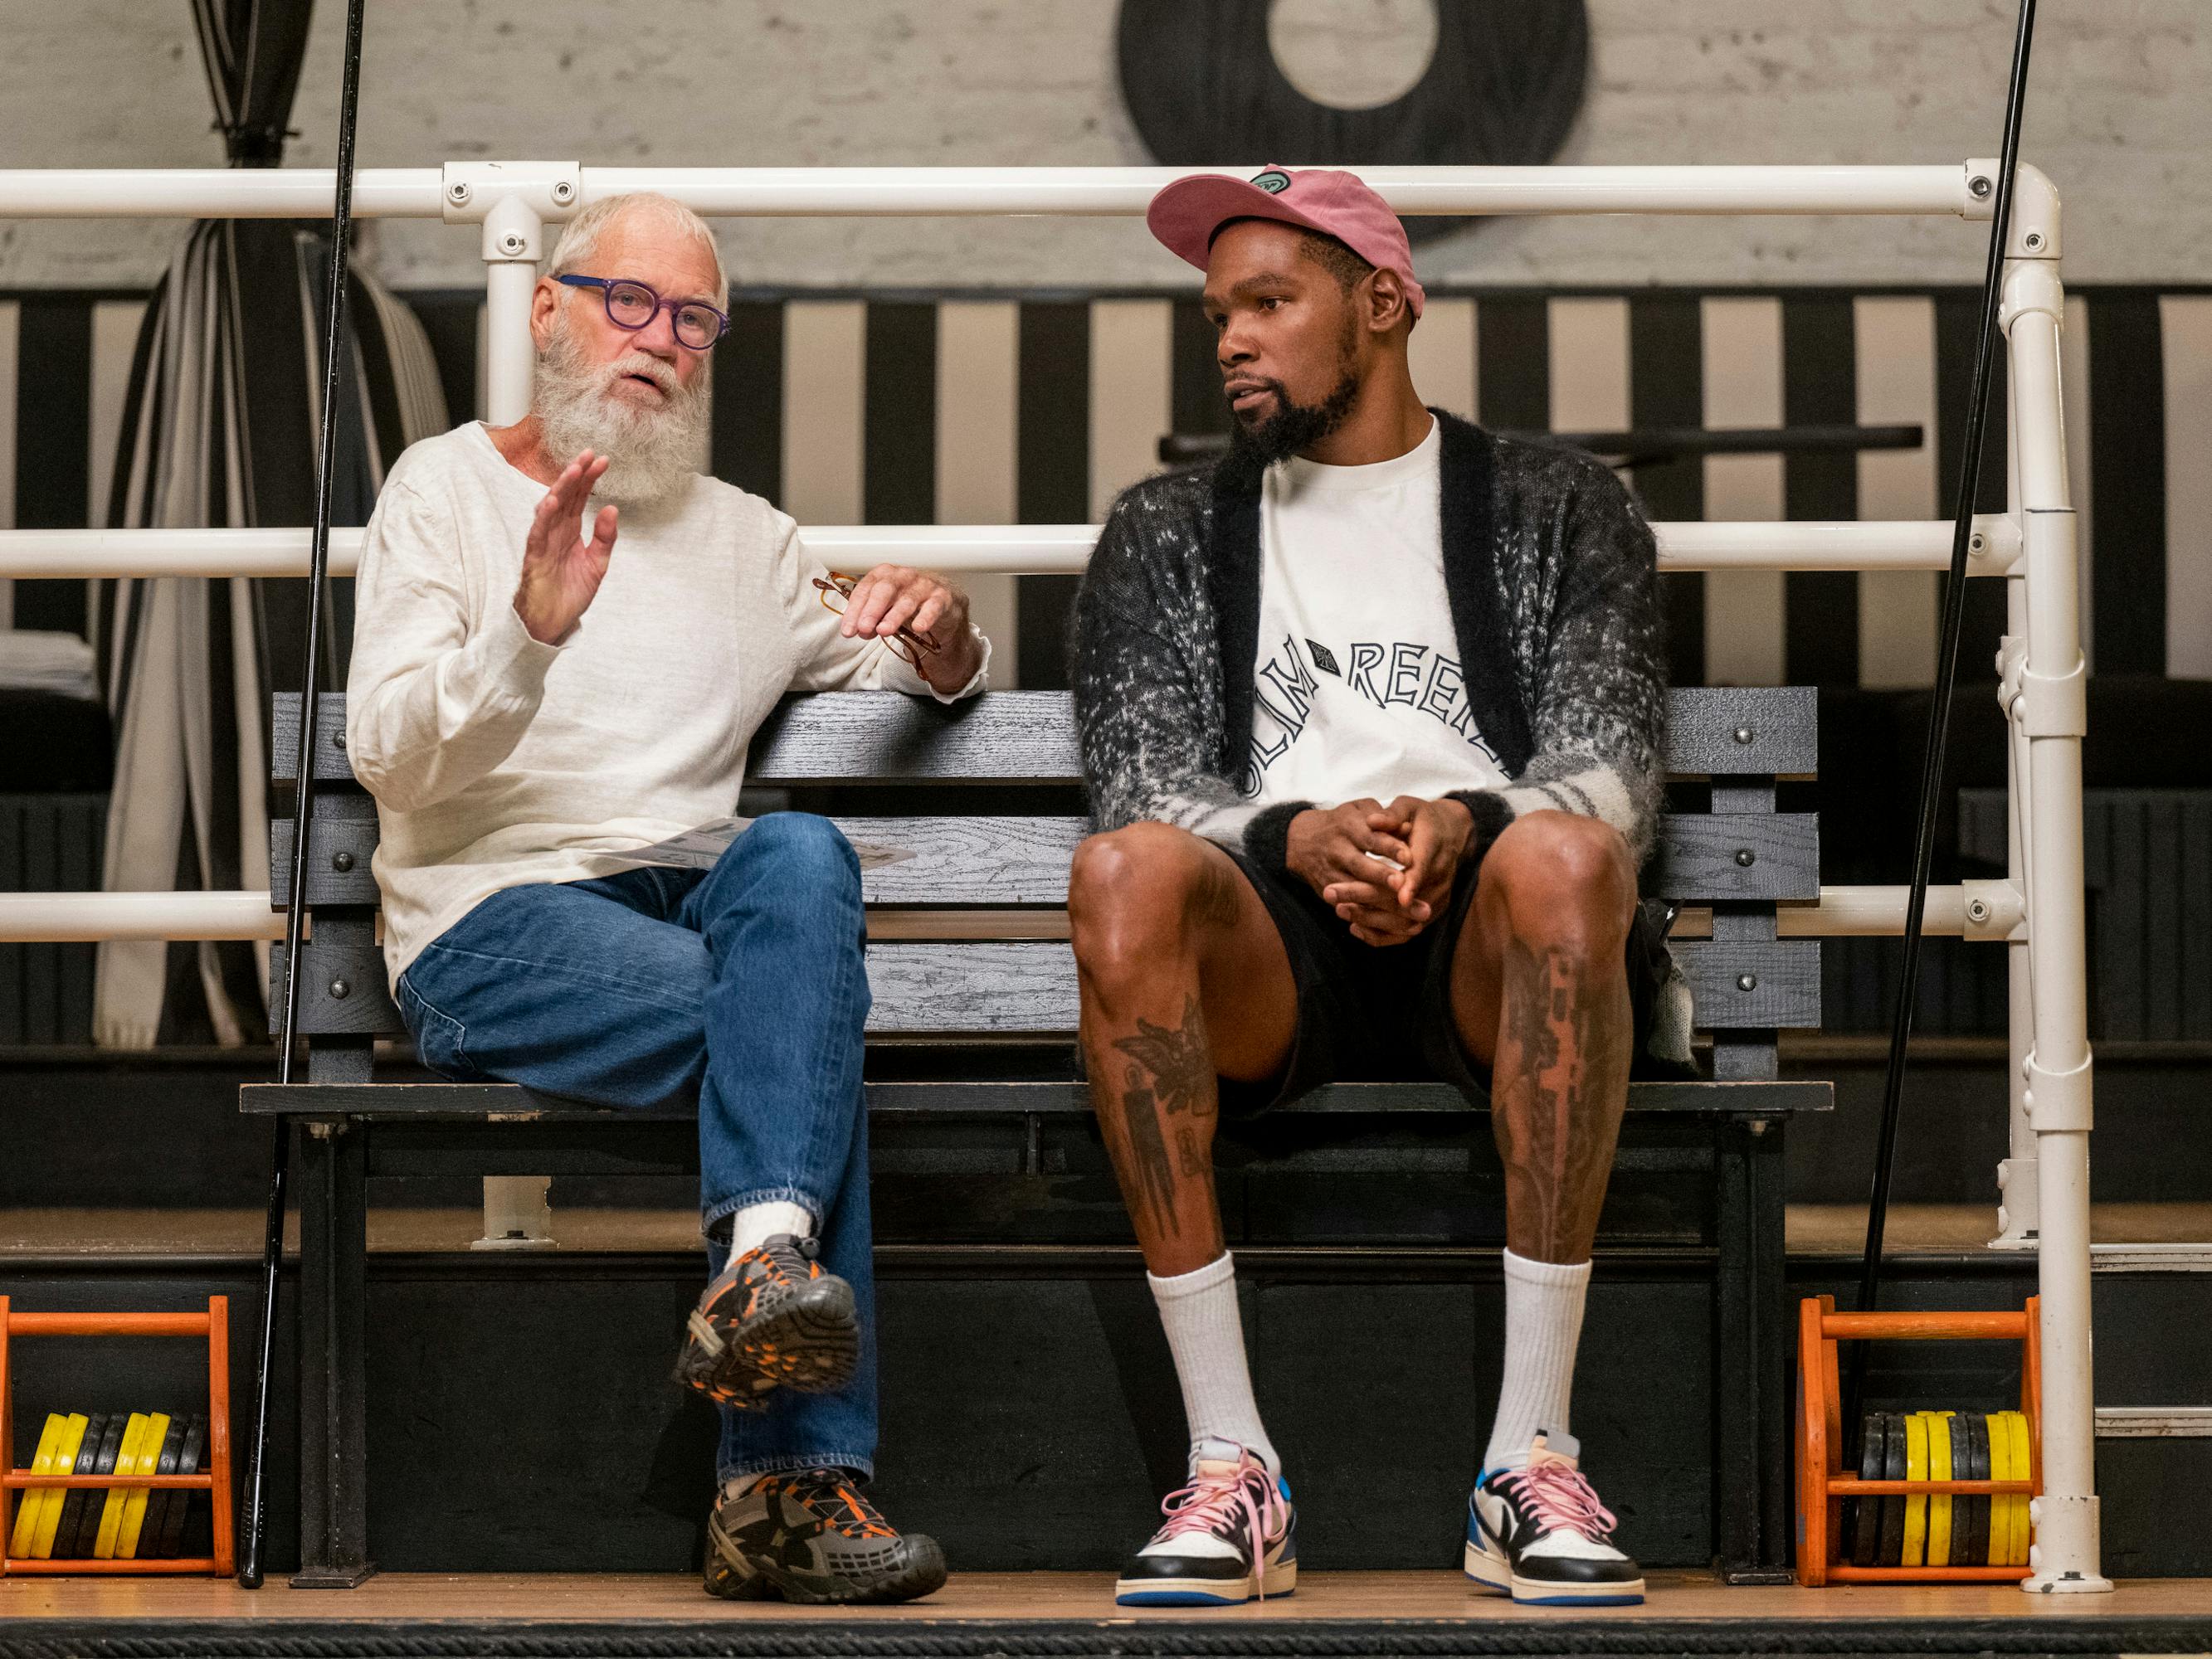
[1750,1113,1791,1574]
[1716,1114,1795,1584]
[1713,1122,1756,1580]
[293,1111,374,1588]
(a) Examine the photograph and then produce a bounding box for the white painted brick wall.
[1,0,2205,289]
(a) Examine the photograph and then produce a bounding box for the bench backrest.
[270,687,1819,1082]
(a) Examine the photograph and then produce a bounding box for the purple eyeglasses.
[555,275,729,351]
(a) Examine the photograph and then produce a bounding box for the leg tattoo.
[1089,993,1223,1254]
[1493,937,1630,1262]
[1111,995,1216,1119]
[1120,1062,1182,1235]
[1176,1126,1210,1179]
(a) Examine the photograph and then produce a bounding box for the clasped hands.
[1286,795,1477,947]
[514,449,980,691]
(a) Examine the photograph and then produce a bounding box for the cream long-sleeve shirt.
[346,422,989,990]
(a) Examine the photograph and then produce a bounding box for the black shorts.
[1217,840,1674,1116]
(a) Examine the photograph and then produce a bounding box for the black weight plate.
[1958,1412,1989,1567]
[1850,1412,1886,1567]
[71,1413,127,1558]
[139,1415,187,1558]
[157,1415,206,1559]
[1879,1409,1908,1567]
[52,1413,105,1559]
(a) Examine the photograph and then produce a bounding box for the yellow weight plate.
[92,1413,149,1559]
[114,1411,169,1559]
[1902,1411,1929,1566]
[2001,1410,2034,1567]
[1985,1409,2015,1566]
[28,1414,89,1559]
[9,1413,68,1559]
[1926,1410,1954,1568]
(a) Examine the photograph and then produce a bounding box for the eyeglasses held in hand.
[555,275,729,351]
[813,573,942,669]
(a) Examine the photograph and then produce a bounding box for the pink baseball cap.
[1147,165,1425,319]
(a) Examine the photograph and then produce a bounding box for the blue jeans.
[392,813,878,1483]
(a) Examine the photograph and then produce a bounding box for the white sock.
[728,1200,815,1259]
[1484,1249,1592,1472]
[1147,1253,1279,1477]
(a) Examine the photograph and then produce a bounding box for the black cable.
[1844,0,2040,1428]
[239,0,368,1590]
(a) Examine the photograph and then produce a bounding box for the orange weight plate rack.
[1796,1294,2040,1584]
[0,1296,233,1575]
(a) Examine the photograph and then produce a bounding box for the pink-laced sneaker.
[1115,1445,1297,1606]
[1466,1433,1644,1605]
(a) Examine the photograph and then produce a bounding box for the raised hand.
[513,451,618,645]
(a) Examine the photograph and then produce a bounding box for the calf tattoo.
[1494,937,1630,1261]
[1112,996,1216,1119]
[1099,994,1219,1245]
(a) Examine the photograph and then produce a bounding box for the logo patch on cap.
[1249,169,1292,194]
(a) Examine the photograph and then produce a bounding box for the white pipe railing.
[0,892,290,942]
[0,517,2018,579]
[0,163,1988,221]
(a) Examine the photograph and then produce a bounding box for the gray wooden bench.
[248,684,1829,1586]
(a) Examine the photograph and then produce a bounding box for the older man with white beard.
[346,193,985,1604]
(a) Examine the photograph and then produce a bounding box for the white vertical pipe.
[2006,266,2107,1592]
[1995,304,2038,1249]
[479,197,553,1246]
[1995,606,2039,1247]
[482,260,538,428]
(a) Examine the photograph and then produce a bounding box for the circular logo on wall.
[1119,0,1590,244]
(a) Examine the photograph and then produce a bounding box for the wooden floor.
[2,1571,2209,1623]
[7,1203,2210,1258]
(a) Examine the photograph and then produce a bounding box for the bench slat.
[272,809,1820,912]
[240,1078,1833,1119]
[864,939,1818,1034]
[867,942,1078,1031]
[286,686,1819,786]
[1647,813,1820,902]
[838,817,1084,905]
[752,687,1817,786]
[1666,940,1824,1029]
[751,692,1076,786]
[270,812,384,909]
[271,691,363,787]
[268,810,1815,911]
[270,934,1820,1038]
[1663,685,1817,776]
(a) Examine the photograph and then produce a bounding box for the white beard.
[533,322,709,509]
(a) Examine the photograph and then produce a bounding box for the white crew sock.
[1483,1249,1593,1473]
[1147,1253,1280,1477]
[728,1200,815,1259]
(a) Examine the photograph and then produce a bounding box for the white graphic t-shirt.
[1242,419,1509,809]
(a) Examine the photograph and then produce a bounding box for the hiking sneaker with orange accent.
[1465,1433,1644,1605]
[1114,1445,1297,1607]
[704,1469,947,1604]
[672,1234,860,1409]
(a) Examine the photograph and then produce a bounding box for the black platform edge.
[5,1614,2209,1659]
[237,1080,1834,1117]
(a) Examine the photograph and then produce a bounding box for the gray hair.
[544,192,728,296]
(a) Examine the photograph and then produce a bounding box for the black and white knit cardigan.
[1071,409,1669,873]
